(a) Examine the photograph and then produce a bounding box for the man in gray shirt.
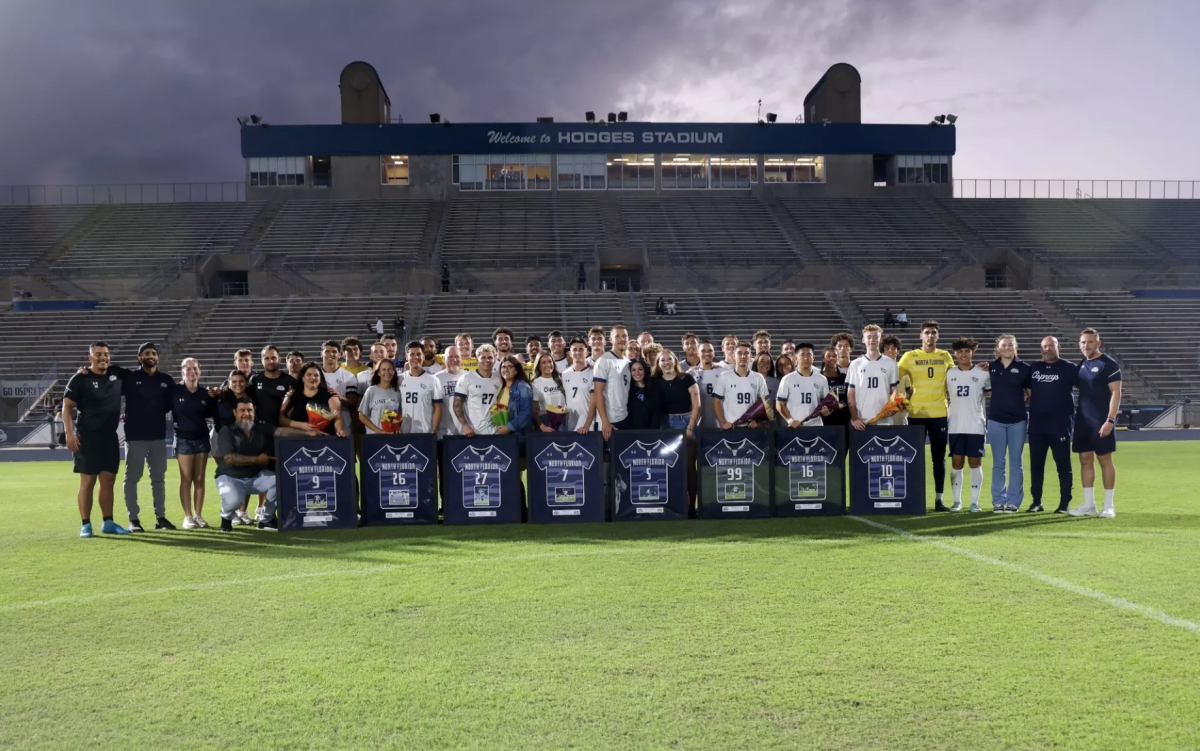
[214,399,309,531]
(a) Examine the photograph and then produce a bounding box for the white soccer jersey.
[532,376,567,419]
[454,370,503,435]
[947,367,991,436]
[593,351,631,424]
[561,366,594,432]
[715,369,769,425]
[424,362,444,375]
[777,370,831,426]
[322,367,358,431]
[399,370,441,434]
[553,356,570,373]
[434,370,464,437]
[689,364,729,430]
[847,354,899,425]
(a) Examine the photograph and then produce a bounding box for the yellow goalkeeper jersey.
[897,348,955,418]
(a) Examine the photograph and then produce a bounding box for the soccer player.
[680,332,701,370]
[593,324,631,439]
[776,343,830,427]
[714,341,770,429]
[339,337,369,377]
[752,329,772,357]
[690,341,727,430]
[493,327,516,361]
[821,347,851,426]
[380,334,400,368]
[421,336,443,374]
[285,350,305,379]
[435,346,465,438]
[320,340,359,436]
[562,338,597,433]
[524,335,543,372]
[213,399,311,532]
[987,334,1032,513]
[946,338,990,512]
[831,333,855,374]
[62,342,131,537]
[780,340,797,358]
[547,330,569,372]
[454,344,503,437]
[1028,336,1078,513]
[109,342,177,532]
[1069,328,1122,518]
[898,321,955,511]
[249,345,297,428]
[637,331,655,347]
[586,326,607,366]
[847,325,899,430]
[719,335,738,369]
[881,335,902,362]
[398,341,442,433]
[454,333,477,371]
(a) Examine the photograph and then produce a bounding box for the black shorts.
[948,434,986,458]
[1073,422,1117,455]
[73,431,120,475]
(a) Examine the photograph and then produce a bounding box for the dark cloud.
[0,0,1096,185]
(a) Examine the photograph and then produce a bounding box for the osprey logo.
[161,383,168,388]
[1032,372,1060,383]
[971,376,979,383]
[1091,366,1100,372]
[1010,368,1020,374]
[109,375,117,382]
[276,385,285,391]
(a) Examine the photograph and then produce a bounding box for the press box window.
[381,156,409,185]
[709,156,756,188]
[661,155,709,189]
[762,156,824,183]
[558,154,607,190]
[452,154,550,190]
[248,157,306,187]
[606,154,655,190]
[897,155,949,184]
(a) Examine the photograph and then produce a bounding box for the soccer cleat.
[257,516,279,531]
[933,500,950,512]
[969,503,982,513]
[127,518,145,533]
[79,522,94,538]
[1068,503,1099,517]
[155,517,176,531]
[949,502,963,512]
[195,516,209,528]
[1099,505,1116,518]
[1027,503,1044,513]
[182,516,199,530]
[101,520,131,535]
[220,517,234,532]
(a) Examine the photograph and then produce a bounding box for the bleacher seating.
[641,292,850,348]
[422,291,626,348]
[439,195,603,267]
[257,200,434,268]
[0,302,192,379]
[619,195,796,265]
[0,205,96,272]
[779,198,961,264]
[51,203,263,274]
[1089,201,1200,265]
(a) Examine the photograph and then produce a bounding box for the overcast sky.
[0,0,1197,187]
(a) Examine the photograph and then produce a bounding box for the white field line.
[0,537,871,613]
[848,515,1200,635]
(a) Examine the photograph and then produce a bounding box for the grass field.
[2,442,1199,750]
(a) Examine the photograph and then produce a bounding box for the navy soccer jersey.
[1028,359,1078,436]
[855,435,918,500]
[367,444,430,509]
[451,445,513,508]
[703,438,767,503]
[987,358,1032,424]
[283,446,349,514]
[533,441,596,507]
[1076,354,1121,425]
[618,440,680,505]
[776,436,839,502]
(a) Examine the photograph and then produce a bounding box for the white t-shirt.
[359,385,399,433]
[593,351,631,425]
[561,366,595,432]
[434,370,464,437]
[715,369,769,425]
[532,376,567,421]
[423,361,444,376]
[777,370,830,426]
[847,354,899,425]
[947,367,991,436]
[689,364,728,430]
[454,370,503,435]
[322,367,359,431]
[399,370,442,434]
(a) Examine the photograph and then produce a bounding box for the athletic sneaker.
[1027,503,1044,513]
[1099,505,1116,518]
[195,516,210,528]
[155,517,176,530]
[1069,503,1099,517]
[257,516,279,531]
[101,520,131,535]
[1054,504,1071,514]
[969,503,982,513]
[1005,505,1020,514]
[934,500,950,512]
[949,502,962,512]
[128,518,145,532]
[220,517,234,532]
[992,505,1004,513]
[254,506,265,523]
[237,510,254,526]
[230,513,247,527]
[182,516,199,530]
[79,522,94,538]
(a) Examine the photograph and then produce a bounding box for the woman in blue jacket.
[496,355,534,517]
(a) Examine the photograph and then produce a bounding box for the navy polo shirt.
[118,365,176,441]
[1028,359,1078,436]
[172,384,216,441]
[1077,353,1122,425]
[987,358,1032,424]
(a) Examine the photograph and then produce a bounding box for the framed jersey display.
[361,433,438,525]
[698,429,771,519]
[849,425,927,515]
[276,437,357,531]
[527,432,606,523]
[610,430,689,521]
[441,434,522,524]
[772,426,846,516]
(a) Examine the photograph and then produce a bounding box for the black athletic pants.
[909,417,948,493]
[1029,432,1072,507]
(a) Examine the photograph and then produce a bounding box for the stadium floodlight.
[618,111,627,122]
[935,114,947,124]
[766,113,777,123]
[946,114,958,124]
[607,112,616,123]
[250,115,261,125]
[536,116,554,123]
[585,111,595,123]
[236,117,246,127]
[429,113,441,124]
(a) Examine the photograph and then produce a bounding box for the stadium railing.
[0,183,246,205]
[16,363,59,422]
[954,179,1199,200]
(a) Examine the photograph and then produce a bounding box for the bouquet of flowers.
[543,403,570,430]
[489,388,511,428]
[802,393,841,424]
[734,397,774,426]
[380,408,401,434]
[305,402,335,432]
[868,395,908,424]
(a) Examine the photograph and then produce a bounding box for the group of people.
[653,298,678,316]
[61,318,1122,539]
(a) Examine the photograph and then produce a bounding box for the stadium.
[2,59,1200,750]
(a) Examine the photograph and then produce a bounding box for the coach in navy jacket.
[1028,336,1078,513]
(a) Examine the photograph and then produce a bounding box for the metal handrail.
[17,362,59,421]
[954,179,1199,199]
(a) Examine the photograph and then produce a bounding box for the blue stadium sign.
[242,122,955,157]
